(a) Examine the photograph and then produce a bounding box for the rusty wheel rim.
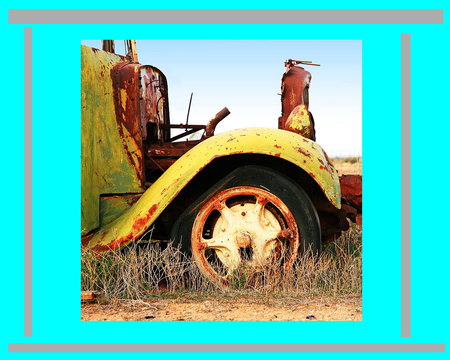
[191,186,300,286]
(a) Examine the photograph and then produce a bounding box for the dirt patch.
[82,295,361,321]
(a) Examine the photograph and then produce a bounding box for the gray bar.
[8,343,446,353]
[8,9,444,24]
[24,26,32,338]
[401,33,411,338]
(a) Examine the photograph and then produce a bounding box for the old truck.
[82,40,361,285]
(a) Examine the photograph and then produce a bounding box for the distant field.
[332,157,362,175]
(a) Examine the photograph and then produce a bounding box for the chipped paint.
[85,128,340,250]
[285,104,315,140]
[295,146,312,158]
[81,46,145,235]
[83,48,342,251]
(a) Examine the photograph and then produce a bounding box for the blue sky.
[82,40,361,157]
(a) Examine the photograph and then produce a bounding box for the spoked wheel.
[191,186,299,285]
[171,165,321,287]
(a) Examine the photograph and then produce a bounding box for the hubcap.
[236,231,252,248]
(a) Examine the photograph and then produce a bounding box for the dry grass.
[81,224,361,302]
[332,157,362,175]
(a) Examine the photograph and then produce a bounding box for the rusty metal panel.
[340,174,362,225]
[340,175,362,210]
[279,65,311,130]
[146,141,202,172]
[81,46,145,235]
[111,62,146,180]
[85,128,340,251]
[139,65,170,142]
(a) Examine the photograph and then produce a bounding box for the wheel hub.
[236,231,253,248]
[191,186,300,286]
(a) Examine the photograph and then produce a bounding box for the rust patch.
[132,204,159,232]
[319,165,332,175]
[295,147,311,158]
[340,175,362,213]
[205,107,230,136]
[111,62,145,184]
[323,151,332,164]
[81,233,95,247]
[112,233,135,249]
[274,153,281,157]
[92,204,159,252]
[274,144,282,149]
[279,65,311,130]
[308,171,317,180]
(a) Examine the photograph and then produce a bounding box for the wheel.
[171,165,321,286]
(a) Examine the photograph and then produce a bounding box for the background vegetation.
[82,224,362,302]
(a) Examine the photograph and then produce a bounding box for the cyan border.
[12,8,446,353]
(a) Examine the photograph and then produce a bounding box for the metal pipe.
[205,107,230,136]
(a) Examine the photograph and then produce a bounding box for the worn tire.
[171,165,321,285]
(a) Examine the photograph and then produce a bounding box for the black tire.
[171,165,321,283]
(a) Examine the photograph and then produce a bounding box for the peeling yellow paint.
[81,46,145,235]
[285,104,314,139]
[86,128,340,250]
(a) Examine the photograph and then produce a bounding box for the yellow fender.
[85,128,340,251]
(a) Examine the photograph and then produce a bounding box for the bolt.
[241,212,246,216]
[222,228,226,232]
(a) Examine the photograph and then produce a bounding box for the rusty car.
[81,40,361,285]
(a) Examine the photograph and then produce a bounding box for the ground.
[81,158,362,322]
[82,295,361,321]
